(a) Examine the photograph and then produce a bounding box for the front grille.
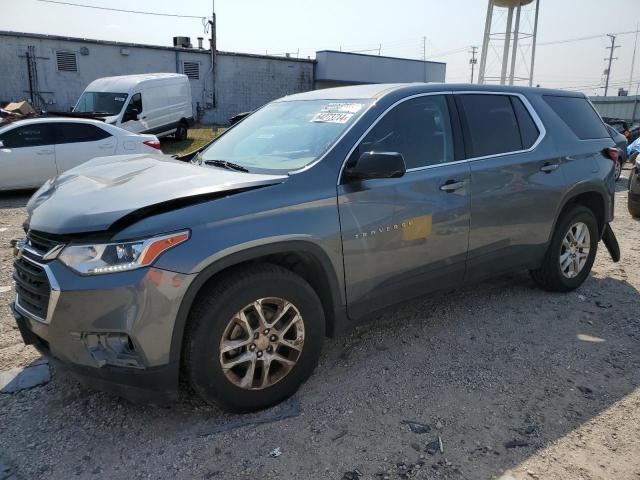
[13,256,51,321]
[27,230,62,257]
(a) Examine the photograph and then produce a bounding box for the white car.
[0,117,162,190]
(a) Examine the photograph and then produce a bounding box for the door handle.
[98,144,113,149]
[36,149,52,155]
[440,179,466,193]
[540,162,559,173]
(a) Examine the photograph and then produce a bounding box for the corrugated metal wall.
[590,95,640,122]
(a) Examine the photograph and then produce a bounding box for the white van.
[73,73,194,139]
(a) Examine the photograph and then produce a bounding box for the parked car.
[629,150,640,217]
[0,117,161,190]
[606,123,627,180]
[605,118,640,145]
[12,84,620,412]
[628,136,640,162]
[73,73,194,140]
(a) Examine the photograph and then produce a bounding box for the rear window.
[543,95,609,140]
[55,123,111,144]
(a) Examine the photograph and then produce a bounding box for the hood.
[26,154,286,235]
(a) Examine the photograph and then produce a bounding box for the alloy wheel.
[559,221,590,278]
[219,297,305,390]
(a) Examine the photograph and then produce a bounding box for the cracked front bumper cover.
[12,303,179,403]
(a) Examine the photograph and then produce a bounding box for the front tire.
[175,122,188,141]
[530,205,598,292]
[184,264,325,412]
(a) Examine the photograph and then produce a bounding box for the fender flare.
[549,182,611,242]
[167,240,344,365]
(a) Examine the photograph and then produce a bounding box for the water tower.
[477,0,541,86]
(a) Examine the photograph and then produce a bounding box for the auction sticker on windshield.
[311,103,364,124]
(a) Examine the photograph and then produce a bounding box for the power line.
[35,0,206,19]
[538,29,639,46]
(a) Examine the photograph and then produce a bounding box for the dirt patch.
[0,171,639,479]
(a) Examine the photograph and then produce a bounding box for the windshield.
[200,99,370,173]
[74,92,128,115]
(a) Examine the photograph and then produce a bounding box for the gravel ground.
[0,170,639,480]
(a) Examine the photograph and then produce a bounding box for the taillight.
[143,140,161,150]
[605,147,619,163]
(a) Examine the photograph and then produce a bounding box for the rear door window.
[543,95,609,140]
[0,124,55,148]
[355,95,455,169]
[55,123,111,144]
[457,94,523,158]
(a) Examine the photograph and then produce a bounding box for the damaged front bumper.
[11,256,195,403]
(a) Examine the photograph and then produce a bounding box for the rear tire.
[629,199,640,218]
[530,205,598,292]
[175,122,188,141]
[183,264,325,412]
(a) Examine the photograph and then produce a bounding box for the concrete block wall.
[0,32,314,125]
[205,53,314,123]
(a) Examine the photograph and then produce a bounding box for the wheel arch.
[168,240,346,366]
[552,184,611,241]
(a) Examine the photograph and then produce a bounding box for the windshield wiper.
[204,159,250,173]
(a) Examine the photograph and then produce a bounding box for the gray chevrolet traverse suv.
[12,83,621,411]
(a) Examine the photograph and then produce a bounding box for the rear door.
[0,123,57,189]
[455,92,565,281]
[54,123,116,173]
[338,94,471,318]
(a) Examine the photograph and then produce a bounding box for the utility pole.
[629,23,639,93]
[469,46,478,83]
[604,34,619,97]
[422,36,427,82]
[207,0,217,108]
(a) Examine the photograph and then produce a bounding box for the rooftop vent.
[173,36,192,48]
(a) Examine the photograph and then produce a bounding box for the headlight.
[59,231,189,275]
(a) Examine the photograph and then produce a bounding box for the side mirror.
[123,108,140,122]
[344,151,406,182]
[0,140,4,148]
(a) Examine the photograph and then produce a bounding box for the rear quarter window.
[543,95,609,140]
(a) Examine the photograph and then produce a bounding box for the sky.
[1,0,640,95]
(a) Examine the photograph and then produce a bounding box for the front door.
[0,123,57,189]
[338,94,471,319]
[119,93,146,133]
